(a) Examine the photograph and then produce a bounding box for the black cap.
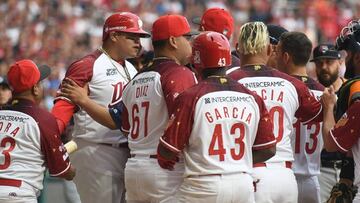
[0,76,10,89]
[310,44,341,62]
[267,24,288,45]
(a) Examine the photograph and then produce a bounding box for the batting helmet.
[192,31,231,70]
[103,12,151,41]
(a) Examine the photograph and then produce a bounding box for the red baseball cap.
[193,8,234,39]
[7,59,51,93]
[103,12,151,41]
[152,14,199,41]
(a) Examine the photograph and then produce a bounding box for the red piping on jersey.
[0,178,22,187]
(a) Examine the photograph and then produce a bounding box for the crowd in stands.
[1,0,359,110]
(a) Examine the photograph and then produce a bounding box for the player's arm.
[295,81,323,123]
[252,96,277,163]
[52,59,94,133]
[321,86,338,151]
[162,67,197,114]
[41,115,76,180]
[60,78,117,129]
[158,94,194,170]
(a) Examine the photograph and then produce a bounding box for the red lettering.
[245,113,252,124]
[205,112,213,123]
[109,82,124,107]
[223,107,229,118]
[214,108,222,120]
[277,91,284,103]
[261,89,267,100]
[240,107,246,119]
[4,123,11,133]
[233,107,238,118]
[10,127,20,137]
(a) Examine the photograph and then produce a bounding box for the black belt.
[99,142,129,148]
[130,154,157,159]
[321,160,342,169]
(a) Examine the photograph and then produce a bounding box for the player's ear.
[266,44,272,57]
[31,83,40,96]
[283,52,290,65]
[168,36,178,49]
[110,32,118,42]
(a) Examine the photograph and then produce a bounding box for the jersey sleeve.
[161,67,197,115]
[121,104,130,133]
[294,81,322,123]
[252,95,276,150]
[329,101,360,153]
[108,101,125,130]
[159,93,194,153]
[54,58,94,102]
[40,115,71,177]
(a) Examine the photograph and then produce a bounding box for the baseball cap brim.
[192,17,201,25]
[38,65,51,81]
[310,56,341,62]
[183,30,200,37]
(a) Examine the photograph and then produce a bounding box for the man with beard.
[313,44,344,90]
[311,44,348,201]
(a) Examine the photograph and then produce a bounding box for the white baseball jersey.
[55,50,137,144]
[0,99,71,195]
[160,77,276,177]
[119,59,197,155]
[291,76,324,176]
[228,65,322,163]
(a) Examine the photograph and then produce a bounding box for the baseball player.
[275,31,324,203]
[51,12,150,203]
[322,19,360,203]
[0,76,12,106]
[193,7,240,67]
[0,60,75,203]
[59,14,198,202]
[227,22,322,203]
[158,31,276,203]
[311,44,348,201]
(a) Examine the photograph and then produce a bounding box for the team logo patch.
[320,45,329,53]
[335,113,348,128]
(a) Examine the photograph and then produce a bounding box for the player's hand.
[60,78,89,107]
[157,154,176,171]
[321,85,337,110]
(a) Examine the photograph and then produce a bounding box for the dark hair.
[152,39,168,50]
[279,32,312,66]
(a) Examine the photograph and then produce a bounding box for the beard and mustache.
[317,70,339,87]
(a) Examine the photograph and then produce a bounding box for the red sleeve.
[159,93,195,154]
[40,115,71,177]
[54,57,94,102]
[252,95,276,150]
[121,106,130,133]
[161,67,197,115]
[329,101,360,153]
[51,100,76,134]
[294,81,322,123]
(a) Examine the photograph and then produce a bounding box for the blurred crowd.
[1,0,360,110]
